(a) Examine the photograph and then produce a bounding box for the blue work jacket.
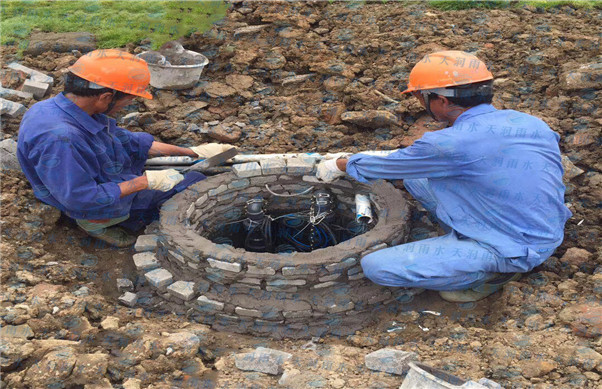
[347,104,572,263]
[17,93,155,220]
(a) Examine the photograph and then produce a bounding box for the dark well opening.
[204,189,377,253]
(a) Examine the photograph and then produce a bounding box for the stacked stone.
[131,156,415,338]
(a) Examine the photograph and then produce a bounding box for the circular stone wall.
[133,160,419,339]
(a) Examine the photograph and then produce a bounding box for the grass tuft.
[1,1,230,52]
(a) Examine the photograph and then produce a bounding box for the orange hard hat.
[68,49,153,99]
[402,50,493,94]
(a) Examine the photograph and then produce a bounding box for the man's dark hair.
[433,80,494,108]
[64,72,129,100]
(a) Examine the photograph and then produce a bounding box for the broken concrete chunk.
[365,348,418,375]
[234,347,292,375]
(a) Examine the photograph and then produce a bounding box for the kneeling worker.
[17,49,233,247]
[316,50,571,302]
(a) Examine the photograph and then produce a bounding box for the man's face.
[411,91,449,123]
[96,92,136,115]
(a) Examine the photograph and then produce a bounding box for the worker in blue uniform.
[17,49,233,247]
[316,51,572,302]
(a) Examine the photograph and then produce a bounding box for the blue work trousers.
[360,179,554,291]
[117,171,205,231]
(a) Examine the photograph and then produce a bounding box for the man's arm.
[118,176,148,198]
[148,141,198,158]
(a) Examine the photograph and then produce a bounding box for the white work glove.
[145,169,184,191]
[190,143,236,159]
[316,157,347,183]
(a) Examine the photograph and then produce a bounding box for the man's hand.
[190,143,236,159]
[316,158,346,182]
[145,169,184,191]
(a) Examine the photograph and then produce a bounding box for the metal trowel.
[181,147,238,173]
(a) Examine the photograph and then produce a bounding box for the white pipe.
[355,194,373,224]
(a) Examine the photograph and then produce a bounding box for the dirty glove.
[316,157,347,183]
[190,143,236,159]
[145,169,184,191]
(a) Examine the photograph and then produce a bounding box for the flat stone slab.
[259,158,287,175]
[196,295,224,312]
[144,268,173,288]
[0,87,33,99]
[132,252,159,271]
[0,98,26,117]
[286,157,315,174]
[167,281,195,301]
[365,348,418,375]
[232,162,262,178]
[234,347,292,375]
[207,258,241,272]
[7,62,53,84]
[134,234,158,252]
[22,79,50,99]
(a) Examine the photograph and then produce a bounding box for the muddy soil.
[1,1,601,388]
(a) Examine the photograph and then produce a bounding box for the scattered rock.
[100,316,119,330]
[0,324,34,339]
[207,124,243,143]
[71,353,110,385]
[562,155,585,181]
[0,98,27,118]
[559,302,602,338]
[261,50,287,70]
[365,348,418,375]
[235,347,292,375]
[225,74,254,90]
[341,110,399,129]
[561,62,602,91]
[560,247,593,268]
[165,101,208,120]
[521,359,557,378]
[158,332,201,359]
[0,139,21,171]
[0,338,34,371]
[233,24,270,36]
[204,82,238,98]
[24,347,77,387]
[116,278,134,292]
[118,292,138,307]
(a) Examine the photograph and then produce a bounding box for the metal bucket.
[137,41,209,90]
[400,362,497,389]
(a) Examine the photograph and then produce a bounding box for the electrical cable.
[265,184,313,197]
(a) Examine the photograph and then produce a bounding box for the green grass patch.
[1,0,230,52]
[428,0,601,10]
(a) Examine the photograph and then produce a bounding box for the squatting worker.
[316,51,572,302]
[17,49,234,247]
